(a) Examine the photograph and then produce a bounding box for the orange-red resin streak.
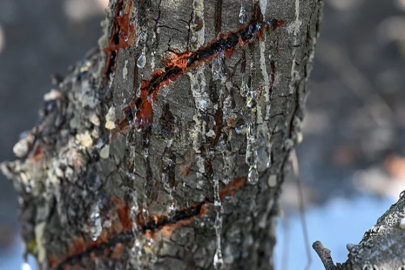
[103,0,136,83]
[118,19,285,132]
[52,177,247,269]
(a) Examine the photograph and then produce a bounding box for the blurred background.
[0,0,404,269]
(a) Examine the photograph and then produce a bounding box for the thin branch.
[312,241,337,270]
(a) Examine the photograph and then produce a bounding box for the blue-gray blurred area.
[279,0,405,268]
[0,0,404,269]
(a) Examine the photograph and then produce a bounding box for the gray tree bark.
[314,192,405,270]
[1,0,322,269]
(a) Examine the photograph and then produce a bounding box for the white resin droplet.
[89,203,102,241]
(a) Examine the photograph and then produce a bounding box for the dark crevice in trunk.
[214,0,223,36]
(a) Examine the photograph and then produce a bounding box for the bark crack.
[214,0,223,36]
[157,25,185,34]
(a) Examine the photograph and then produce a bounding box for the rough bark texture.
[1,0,322,269]
[314,193,405,270]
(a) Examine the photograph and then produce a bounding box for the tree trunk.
[1,0,322,269]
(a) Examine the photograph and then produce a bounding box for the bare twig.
[312,241,337,270]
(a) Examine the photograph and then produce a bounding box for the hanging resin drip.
[213,178,224,269]
[246,122,259,184]
[129,192,142,269]
[240,76,249,98]
[222,153,233,185]
[141,133,150,223]
[248,164,258,185]
[161,141,176,216]
[245,122,255,166]
[238,4,247,24]
[212,54,225,81]
[137,47,146,69]
[266,140,272,168]
[88,201,102,241]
